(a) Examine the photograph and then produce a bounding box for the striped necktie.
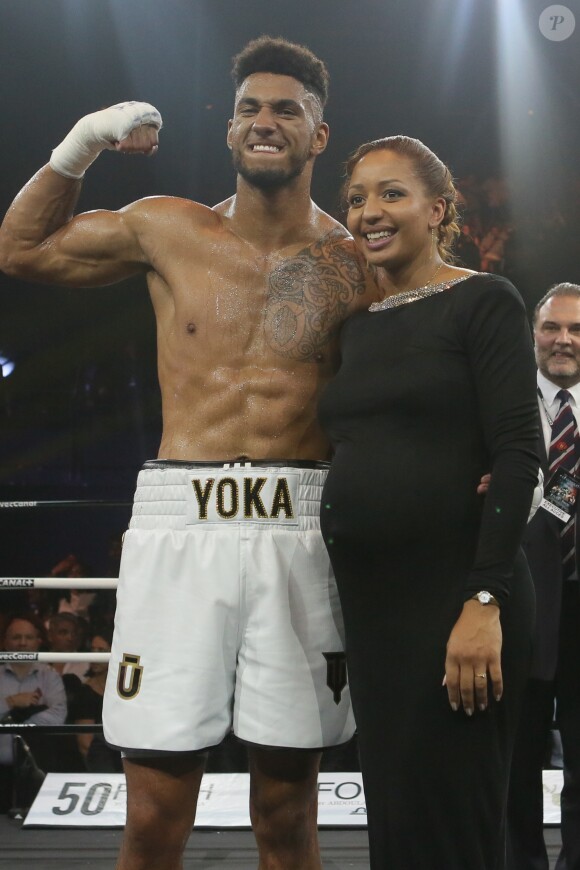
[548,389,579,579]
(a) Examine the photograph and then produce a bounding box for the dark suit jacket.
[522,430,579,680]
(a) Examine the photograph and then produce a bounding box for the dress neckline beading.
[368,275,472,312]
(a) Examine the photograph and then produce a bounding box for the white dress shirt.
[537,371,580,580]
[536,371,580,452]
[0,663,67,764]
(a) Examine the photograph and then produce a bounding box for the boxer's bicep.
[4,202,148,288]
[39,206,149,287]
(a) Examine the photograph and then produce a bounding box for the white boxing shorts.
[103,459,355,753]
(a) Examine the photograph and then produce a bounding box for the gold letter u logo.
[117,653,144,700]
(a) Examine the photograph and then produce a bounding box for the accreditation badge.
[540,468,580,522]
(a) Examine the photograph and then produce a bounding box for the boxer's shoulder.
[120,195,223,235]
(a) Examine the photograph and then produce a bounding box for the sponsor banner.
[24,770,563,828]
[25,775,128,827]
[25,773,366,828]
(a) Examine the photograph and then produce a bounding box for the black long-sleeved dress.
[319,273,539,869]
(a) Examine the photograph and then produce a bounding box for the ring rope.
[0,499,131,509]
[0,578,118,589]
[0,652,110,664]
[0,724,104,733]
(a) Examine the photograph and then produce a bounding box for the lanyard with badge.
[538,387,580,523]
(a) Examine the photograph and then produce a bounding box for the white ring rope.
[0,723,103,732]
[0,652,111,664]
[0,499,131,509]
[0,578,118,589]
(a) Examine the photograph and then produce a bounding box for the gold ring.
[475,673,487,679]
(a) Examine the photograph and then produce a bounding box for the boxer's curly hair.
[231,36,329,112]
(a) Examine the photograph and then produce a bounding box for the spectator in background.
[72,625,122,772]
[51,549,117,629]
[508,284,580,870]
[478,223,513,274]
[0,614,66,811]
[50,553,96,621]
[47,612,96,774]
[24,584,58,627]
[454,174,517,277]
[47,612,89,682]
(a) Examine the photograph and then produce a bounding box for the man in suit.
[508,282,580,870]
[0,614,67,811]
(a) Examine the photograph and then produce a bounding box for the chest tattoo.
[264,229,367,360]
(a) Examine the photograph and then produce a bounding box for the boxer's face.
[228,73,328,189]
[535,295,580,387]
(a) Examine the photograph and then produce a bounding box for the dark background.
[1,0,579,575]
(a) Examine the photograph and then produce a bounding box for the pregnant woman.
[319,136,539,869]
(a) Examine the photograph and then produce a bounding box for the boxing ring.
[0,498,563,868]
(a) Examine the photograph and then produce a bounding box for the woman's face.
[346,149,444,270]
[90,635,111,675]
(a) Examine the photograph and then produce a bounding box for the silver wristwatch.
[471,590,500,607]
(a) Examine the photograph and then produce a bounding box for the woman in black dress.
[319,136,539,869]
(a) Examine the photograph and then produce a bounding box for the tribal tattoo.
[264,229,367,360]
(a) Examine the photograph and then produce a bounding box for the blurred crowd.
[0,548,122,813]
[454,172,580,298]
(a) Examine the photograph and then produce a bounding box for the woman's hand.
[444,600,502,715]
[477,472,491,495]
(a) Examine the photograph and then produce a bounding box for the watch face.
[478,591,492,604]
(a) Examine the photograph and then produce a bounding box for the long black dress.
[319,273,539,869]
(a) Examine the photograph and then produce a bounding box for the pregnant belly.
[321,447,482,551]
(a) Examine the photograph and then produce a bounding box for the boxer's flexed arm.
[0,102,162,287]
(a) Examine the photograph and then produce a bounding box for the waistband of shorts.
[129,460,328,530]
[144,459,330,471]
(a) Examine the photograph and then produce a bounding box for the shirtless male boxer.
[0,38,378,870]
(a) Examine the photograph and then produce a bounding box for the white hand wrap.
[49,101,163,180]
